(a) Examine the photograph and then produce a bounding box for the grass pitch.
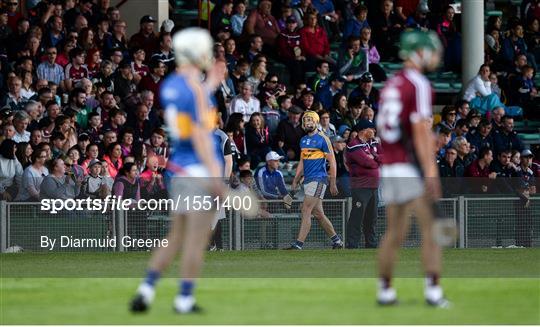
[1,249,539,324]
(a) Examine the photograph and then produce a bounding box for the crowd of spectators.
[0,0,539,207]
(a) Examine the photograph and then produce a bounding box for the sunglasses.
[8,2,18,6]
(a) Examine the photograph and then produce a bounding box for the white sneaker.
[137,283,155,305]
[130,283,155,312]
[377,287,398,305]
[425,286,451,308]
[174,295,200,314]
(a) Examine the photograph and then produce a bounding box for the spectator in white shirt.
[463,64,504,114]
[15,149,49,201]
[230,82,261,122]
[12,111,31,143]
[0,139,23,201]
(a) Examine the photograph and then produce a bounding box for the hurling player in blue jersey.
[288,111,344,250]
[130,28,224,314]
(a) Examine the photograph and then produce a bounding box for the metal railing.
[0,196,538,252]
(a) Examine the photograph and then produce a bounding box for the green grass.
[1,250,539,324]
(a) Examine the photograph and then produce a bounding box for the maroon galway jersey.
[376,69,433,165]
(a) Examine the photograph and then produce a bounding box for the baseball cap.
[360,72,374,83]
[301,88,315,97]
[88,159,102,168]
[289,105,303,114]
[0,107,13,119]
[353,119,376,132]
[330,74,346,83]
[331,135,346,143]
[118,60,131,69]
[286,16,297,24]
[140,15,157,24]
[265,151,283,161]
[417,2,430,13]
[521,149,534,157]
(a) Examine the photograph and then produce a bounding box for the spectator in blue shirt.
[493,116,524,156]
[254,151,289,200]
[342,5,369,48]
[316,74,345,110]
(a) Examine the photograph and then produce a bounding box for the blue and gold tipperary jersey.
[300,132,333,184]
[161,73,219,168]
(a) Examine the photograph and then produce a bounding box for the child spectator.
[81,159,110,199]
[231,1,247,37]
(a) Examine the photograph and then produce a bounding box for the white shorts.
[380,163,425,205]
[169,164,216,214]
[303,181,327,199]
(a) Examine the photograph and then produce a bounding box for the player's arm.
[292,159,304,191]
[411,119,441,199]
[223,139,233,179]
[325,150,339,196]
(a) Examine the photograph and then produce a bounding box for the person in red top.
[299,10,335,70]
[243,0,280,47]
[64,48,89,91]
[465,147,497,193]
[375,30,449,307]
[138,58,165,96]
[345,119,381,249]
[5,0,22,31]
[276,16,306,86]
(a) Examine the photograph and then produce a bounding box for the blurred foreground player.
[130,28,224,314]
[375,30,449,308]
[288,111,344,250]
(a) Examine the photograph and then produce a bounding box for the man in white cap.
[254,151,292,206]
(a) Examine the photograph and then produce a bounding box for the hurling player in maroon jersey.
[375,30,449,308]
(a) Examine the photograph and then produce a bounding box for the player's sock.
[143,269,161,287]
[180,280,194,297]
[174,280,197,313]
[379,276,392,290]
[424,273,444,303]
[424,273,451,308]
[425,273,439,287]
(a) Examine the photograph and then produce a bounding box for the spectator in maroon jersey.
[145,128,168,169]
[85,48,101,79]
[465,147,497,193]
[277,16,306,86]
[128,15,158,58]
[138,58,165,96]
[245,112,271,168]
[244,0,280,48]
[130,46,149,83]
[5,0,22,31]
[101,108,126,135]
[64,48,89,92]
[127,103,155,143]
[345,119,380,248]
